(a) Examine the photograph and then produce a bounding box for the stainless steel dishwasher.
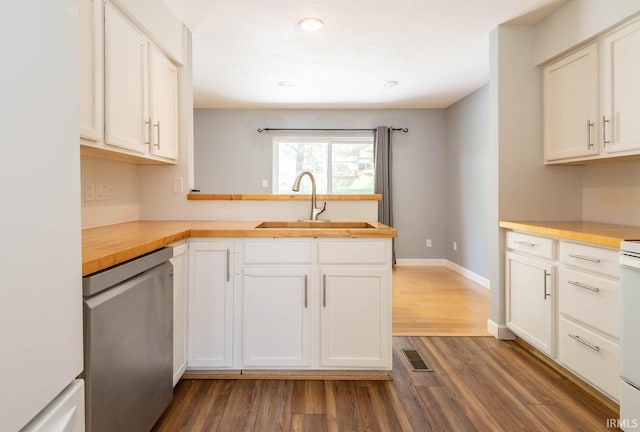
[82,247,173,432]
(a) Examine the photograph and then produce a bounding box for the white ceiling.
[165,0,567,109]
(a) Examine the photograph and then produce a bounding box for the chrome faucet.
[291,171,326,221]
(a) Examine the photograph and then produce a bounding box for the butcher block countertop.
[82,220,397,276]
[499,220,640,249]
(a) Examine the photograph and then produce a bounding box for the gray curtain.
[374,126,396,265]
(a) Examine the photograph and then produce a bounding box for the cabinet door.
[505,252,555,356]
[543,44,599,162]
[602,19,640,155]
[320,268,391,369]
[188,241,233,368]
[170,242,188,385]
[104,3,148,154]
[78,0,103,142]
[149,45,179,160]
[242,268,311,367]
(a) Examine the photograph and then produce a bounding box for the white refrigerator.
[0,1,85,431]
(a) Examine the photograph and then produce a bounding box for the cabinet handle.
[569,333,600,352]
[568,280,600,293]
[304,275,308,309]
[543,270,551,300]
[587,120,594,148]
[154,121,161,148]
[602,116,610,146]
[322,274,326,308]
[226,249,230,282]
[568,253,600,263]
[144,120,151,145]
[514,240,536,247]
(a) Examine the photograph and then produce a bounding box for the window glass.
[273,136,374,194]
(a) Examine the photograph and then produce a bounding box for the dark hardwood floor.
[153,337,620,432]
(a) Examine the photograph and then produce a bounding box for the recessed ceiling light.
[299,17,324,32]
[383,80,399,87]
[278,81,295,88]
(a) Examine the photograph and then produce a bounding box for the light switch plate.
[172,177,184,194]
[84,181,95,202]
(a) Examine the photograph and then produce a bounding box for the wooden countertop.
[187,194,382,201]
[499,220,640,248]
[82,220,397,276]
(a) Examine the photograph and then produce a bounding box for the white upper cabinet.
[78,0,103,143]
[544,17,640,164]
[104,2,149,154]
[602,19,640,155]
[149,45,179,160]
[80,1,181,164]
[543,44,599,162]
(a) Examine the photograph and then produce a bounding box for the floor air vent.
[402,349,433,372]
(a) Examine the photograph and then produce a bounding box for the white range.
[620,241,640,431]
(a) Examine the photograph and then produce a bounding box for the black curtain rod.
[257,127,408,133]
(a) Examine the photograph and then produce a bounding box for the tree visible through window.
[273,136,375,194]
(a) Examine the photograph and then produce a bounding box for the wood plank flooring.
[392,267,490,336]
[152,337,620,432]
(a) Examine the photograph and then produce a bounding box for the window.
[273,136,375,194]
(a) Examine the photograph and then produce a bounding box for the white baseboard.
[395,259,490,289]
[445,260,490,289]
[487,320,515,340]
[395,259,446,266]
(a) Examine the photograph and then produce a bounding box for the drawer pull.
[569,334,600,352]
[543,270,551,300]
[304,275,308,309]
[514,240,536,247]
[568,254,601,263]
[603,116,611,146]
[587,120,594,148]
[322,274,327,308]
[226,249,230,282]
[568,280,600,293]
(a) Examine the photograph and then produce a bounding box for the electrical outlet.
[84,181,95,202]
[426,239,432,248]
[453,241,457,251]
[262,179,269,188]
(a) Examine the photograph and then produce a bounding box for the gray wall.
[488,25,584,331]
[193,109,446,260]
[445,85,490,278]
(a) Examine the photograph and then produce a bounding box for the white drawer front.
[317,239,389,265]
[559,316,620,401]
[244,239,312,264]
[559,267,620,338]
[560,241,620,278]
[506,231,555,260]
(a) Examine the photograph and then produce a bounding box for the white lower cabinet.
[242,267,311,368]
[505,251,556,357]
[558,316,620,399]
[187,240,234,369]
[505,230,622,402]
[320,268,391,368]
[186,237,392,372]
[170,241,188,385]
[558,240,621,401]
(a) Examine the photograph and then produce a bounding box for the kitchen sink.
[255,221,376,229]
